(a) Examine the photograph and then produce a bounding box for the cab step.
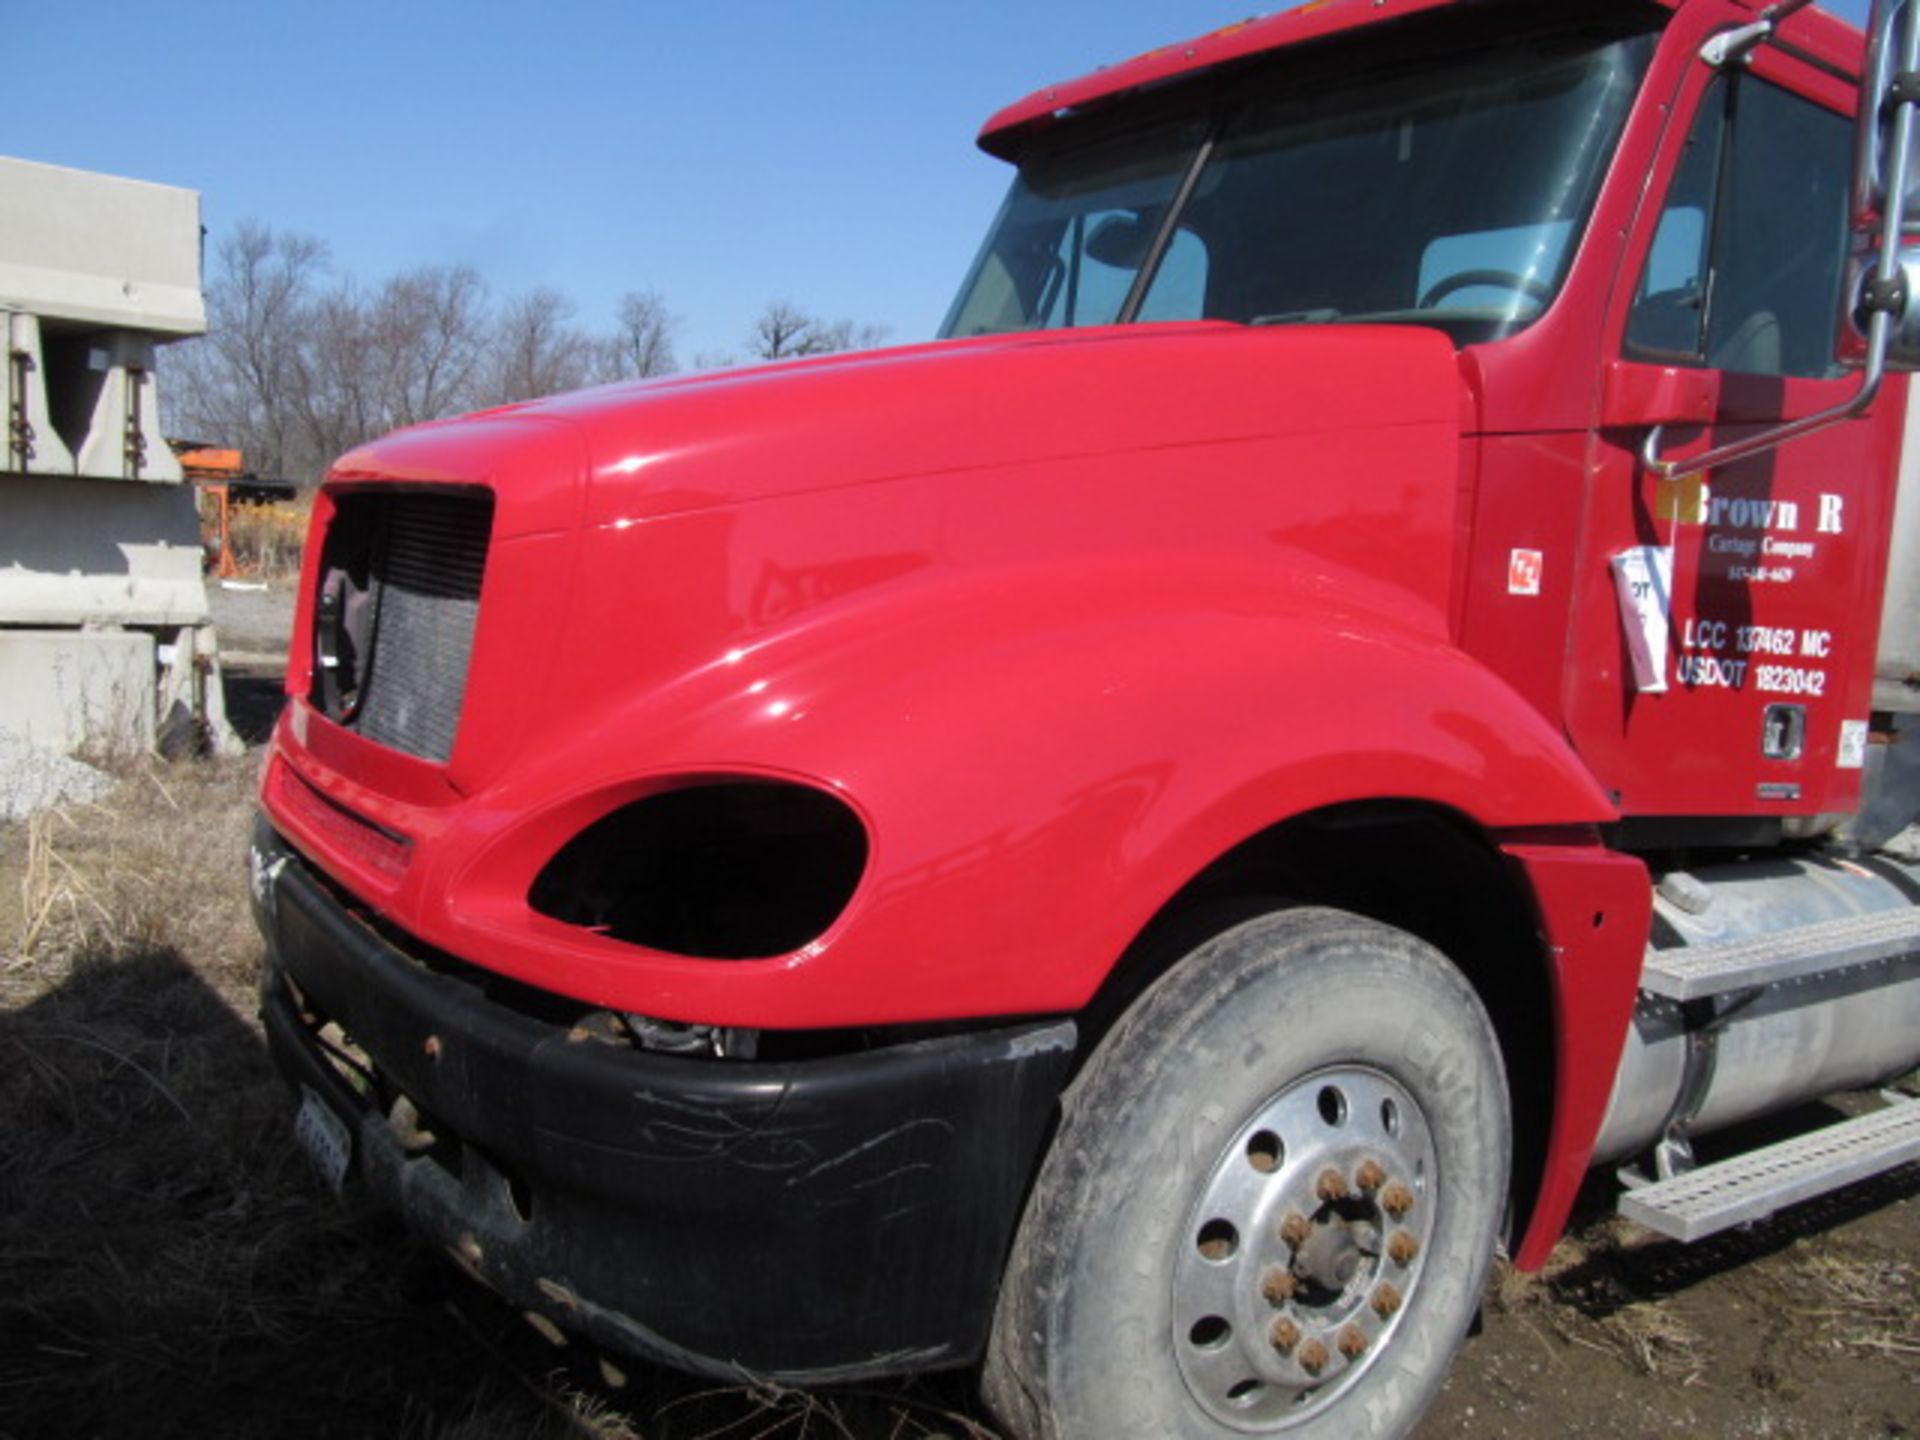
[1617,1097,1920,1243]
[1641,907,1920,1002]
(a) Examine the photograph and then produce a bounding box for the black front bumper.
[251,820,1076,1383]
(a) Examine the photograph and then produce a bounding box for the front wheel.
[984,908,1510,1440]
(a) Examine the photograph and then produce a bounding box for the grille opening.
[529,782,868,960]
[312,488,493,763]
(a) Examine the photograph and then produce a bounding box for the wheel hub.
[1292,1214,1365,1292]
[1172,1066,1437,1430]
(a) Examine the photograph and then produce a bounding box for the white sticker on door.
[1838,718,1869,770]
[1611,545,1674,695]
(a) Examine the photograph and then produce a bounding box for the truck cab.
[252,3,1920,1436]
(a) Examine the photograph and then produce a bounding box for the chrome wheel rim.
[1172,1065,1438,1430]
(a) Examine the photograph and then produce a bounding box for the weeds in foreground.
[4,761,248,985]
[13,808,58,961]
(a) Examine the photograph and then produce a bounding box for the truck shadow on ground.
[1545,1112,1920,1324]
[0,945,995,1440]
[4,940,1914,1440]
[222,663,288,746]
[0,947,487,1440]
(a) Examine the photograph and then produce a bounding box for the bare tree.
[484,287,597,405]
[817,318,893,353]
[600,289,680,381]
[294,264,491,456]
[749,301,828,360]
[170,218,688,482]
[169,222,330,477]
[746,301,891,361]
[297,281,375,469]
[372,265,490,427]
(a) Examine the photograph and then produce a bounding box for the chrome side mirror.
[1855,0,1920,232]
[1849,0,1920,373]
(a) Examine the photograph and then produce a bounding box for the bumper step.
[1618,1097,1920,1243]
[1641,907,1920,1002]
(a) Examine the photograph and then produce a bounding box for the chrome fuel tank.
[1593,851,1920,1166]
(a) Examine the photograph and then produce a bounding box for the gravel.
[208,580,296,659]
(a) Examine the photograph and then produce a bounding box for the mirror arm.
[1640,343,1886,484]
[1649,0,1915,486]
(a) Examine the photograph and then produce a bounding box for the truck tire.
[983,907,1510,1440]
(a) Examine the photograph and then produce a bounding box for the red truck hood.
[334,323,1462,530]
[285,320,1483,951]
[578,324,1460,526]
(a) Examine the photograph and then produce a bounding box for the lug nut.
[1269,1316,1301,1354]
[1279,1211,1312,1247]
[1355,1158,1387,1193]
[1298,1337,1329,1375]
[1261,1267,1298,1305]
[1380,1182,1415,1219]
[1371,1282,1403,1319]
[1316,1167,1350,1202]
[1387,1230,1420,1266]
[1337,1324,1369,1359]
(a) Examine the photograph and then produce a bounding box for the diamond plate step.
[1618,1100,1920,1243]
[1642,907,1920,1002]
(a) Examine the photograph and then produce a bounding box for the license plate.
[294,1086,353,1194]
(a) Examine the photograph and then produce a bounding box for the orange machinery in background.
[177,445,247,577]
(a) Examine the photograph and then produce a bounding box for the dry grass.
[1589,1299,1710,1383]
[6,762,253,981]
[1486,1221,1716,1384]
[225,496,312,583]
[1788,1249,1920,1362]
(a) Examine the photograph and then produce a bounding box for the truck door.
[1565,56,1901,819]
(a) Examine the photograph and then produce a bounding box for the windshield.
[942,24,1655,345]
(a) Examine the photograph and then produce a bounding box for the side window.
[1709,80,1851,378]
[1626,79,1725,359]
[1627,75,1851,378]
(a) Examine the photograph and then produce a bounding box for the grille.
[313,490,493,763]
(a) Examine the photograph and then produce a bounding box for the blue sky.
[5,1,1876,363]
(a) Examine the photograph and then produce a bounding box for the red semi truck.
[251,1,1920,1434]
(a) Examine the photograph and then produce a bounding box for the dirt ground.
[1,703,1914,1438]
